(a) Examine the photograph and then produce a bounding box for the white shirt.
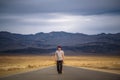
[55,50,64,61]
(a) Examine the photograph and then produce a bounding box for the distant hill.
[0,31,120,55]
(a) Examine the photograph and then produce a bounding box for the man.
[54,46,64,74]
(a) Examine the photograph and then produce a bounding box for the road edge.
[0,65,55,78]
[64,65,120,75]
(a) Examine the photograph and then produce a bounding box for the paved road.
[0,66,120,80]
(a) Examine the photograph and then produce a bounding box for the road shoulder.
[64,65,120,75]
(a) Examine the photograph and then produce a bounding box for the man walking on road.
[54,46,64,74]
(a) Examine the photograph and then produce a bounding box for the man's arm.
[54,52,57,61]
[62,51,64,62]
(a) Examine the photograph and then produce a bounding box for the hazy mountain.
[0,31,120,55]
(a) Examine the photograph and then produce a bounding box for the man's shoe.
[58,72,62,74]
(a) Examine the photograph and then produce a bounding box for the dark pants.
[56,60,63,73]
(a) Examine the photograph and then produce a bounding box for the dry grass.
[0,55,120,77]
[64,56,120,74]
[0,55,55,77]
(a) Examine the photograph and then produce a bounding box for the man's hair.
[57,46,62,49]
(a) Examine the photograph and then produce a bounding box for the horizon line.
[0,30,120,35]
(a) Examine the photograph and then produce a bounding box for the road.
[0,66,120,80]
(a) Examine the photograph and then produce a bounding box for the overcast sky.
[0,0,120,34]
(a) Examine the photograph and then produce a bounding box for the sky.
[0,0,120,34]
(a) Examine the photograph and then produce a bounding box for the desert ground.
[0,55,120,77]
[0,55,54,77]
[64,55,120,74]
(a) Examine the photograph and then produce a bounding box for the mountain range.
[0,31,120,55]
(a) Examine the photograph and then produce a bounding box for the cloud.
[0,13,120,34]
[0,0,120,34]
[0,0,120,15]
